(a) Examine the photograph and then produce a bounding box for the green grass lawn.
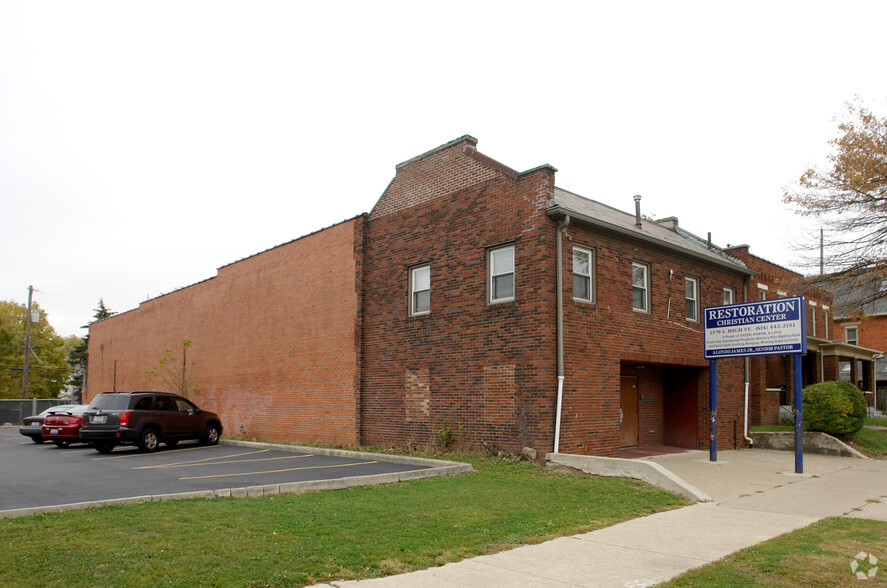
[0,454,684,587]
[661,517,887,587]
[867,417,887,427]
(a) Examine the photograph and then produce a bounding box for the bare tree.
[784,98,887,309]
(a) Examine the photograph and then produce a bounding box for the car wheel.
[165,439,179,448]
[53,440,71,448]
[138,428,161,452]
[203,423,220,445]
[94,442,115,454]
[31,436,45,444]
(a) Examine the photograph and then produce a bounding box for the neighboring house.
[723,246,882,422]
[829,274,887,412]
[88,136,857,455]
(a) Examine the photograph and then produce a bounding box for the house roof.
[547,188,753,277]
[827,273,887,319]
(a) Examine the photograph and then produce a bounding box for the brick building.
[723,246,881,422]
[829,274,887,412]
[88,136,841,456]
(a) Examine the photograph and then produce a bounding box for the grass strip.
[0,454,684,587]
[661,517,887,587]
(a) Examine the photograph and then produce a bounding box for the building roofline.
[545,201,754,277]
[394,135,478,170]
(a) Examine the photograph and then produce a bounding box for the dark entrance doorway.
[663,368,698,448]
[620,376,639,446]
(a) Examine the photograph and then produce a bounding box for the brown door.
[663,369,698,448]
[620,376,639,446]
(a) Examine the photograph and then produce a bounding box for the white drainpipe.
[554,215,570,454]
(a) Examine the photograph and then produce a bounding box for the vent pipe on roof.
[633,195,642,228]
[707,232,712,250]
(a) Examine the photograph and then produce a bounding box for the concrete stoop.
[750,431,867,458]
[545,452,712,503]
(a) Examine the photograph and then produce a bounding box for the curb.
[545,452,712,503]
[0,441,475,520]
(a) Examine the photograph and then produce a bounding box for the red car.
[42,405,91,447]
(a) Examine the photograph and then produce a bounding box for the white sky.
[2,1,887,338]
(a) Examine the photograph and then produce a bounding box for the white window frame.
[722,287,735,306]
[685,276,699,322]
[409,265,430,316]
[632,262,650,313]
[572,246,594,303]
[846,325,859,346]
[488,245,515,304]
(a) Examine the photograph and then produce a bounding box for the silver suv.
[80,392,222,454]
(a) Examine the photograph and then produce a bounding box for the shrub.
[802,380,867,437]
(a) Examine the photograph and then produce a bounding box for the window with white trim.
[632,262,649,313]
[409,265,430,316]
[488,245,515,303]
[685,277,699,321]
[723,287,735,305]
[572,246,594,303]
[846,325,858,346]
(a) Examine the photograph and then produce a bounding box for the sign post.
[704,297,807,471]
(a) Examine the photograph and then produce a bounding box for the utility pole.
[21,285,33,399]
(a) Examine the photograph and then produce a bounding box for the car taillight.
[120,412,131,426]
[71,416,82,425]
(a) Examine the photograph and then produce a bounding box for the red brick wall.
[560,225,748,454]
[86,218,365,446]
[362,146,558,453]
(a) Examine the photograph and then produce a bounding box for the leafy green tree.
[784,98,887,304]
[66,299,115,401]
[0,300,70,398]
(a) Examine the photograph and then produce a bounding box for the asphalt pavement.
[0,428,473,518]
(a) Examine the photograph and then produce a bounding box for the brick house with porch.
[722,246,881,423]
[88,136,787,456]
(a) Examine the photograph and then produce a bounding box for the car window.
[89,395,130,410]
[155,396,175,411]
[134,397,153,410]
[174,398,196,412]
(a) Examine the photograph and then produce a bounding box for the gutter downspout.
[742,277,754,448]
[554,215,570,454]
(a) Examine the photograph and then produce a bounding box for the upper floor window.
[573,246,594,303]
[722,287,735,305]
[685,277,699,322]
[846,325,858,346]
[410,265,430,316]
[489,245,515,303]
[632,262,649,313]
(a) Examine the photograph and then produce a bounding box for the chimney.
[633,195,642,228]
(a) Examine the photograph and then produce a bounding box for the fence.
[0,399,71,426]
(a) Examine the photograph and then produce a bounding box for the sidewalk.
[310,449,887,587]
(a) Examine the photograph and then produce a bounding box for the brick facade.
[87,137,766,456]
[87,218,365,446]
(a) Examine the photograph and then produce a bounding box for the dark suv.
[80,392,222,454]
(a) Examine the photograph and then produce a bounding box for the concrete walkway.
[310,449,887,588]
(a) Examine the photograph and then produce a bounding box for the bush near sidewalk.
[802,381,867,438]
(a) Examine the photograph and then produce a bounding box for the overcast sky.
[2,1,887,338]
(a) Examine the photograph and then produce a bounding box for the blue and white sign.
[704,296,807,359]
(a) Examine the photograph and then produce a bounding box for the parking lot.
[0,427,472,516]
